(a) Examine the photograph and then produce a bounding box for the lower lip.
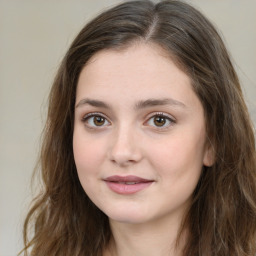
[105,181,153,194]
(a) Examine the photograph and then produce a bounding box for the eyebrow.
[135,98,186,109]
[75,98,111,109]
[75,98,186,109]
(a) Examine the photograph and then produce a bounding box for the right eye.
[82,113,110,128]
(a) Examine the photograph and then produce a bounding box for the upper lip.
[104,175,153,183]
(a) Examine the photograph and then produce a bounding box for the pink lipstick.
[104,175,154,194]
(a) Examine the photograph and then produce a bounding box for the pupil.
[154,116,166,126]
[94,116,104,126]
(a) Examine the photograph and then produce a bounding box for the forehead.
[75,42,201,113]
[78,43,189,90]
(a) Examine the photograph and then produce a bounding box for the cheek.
[73,129,106,176]
[148,132,205,182]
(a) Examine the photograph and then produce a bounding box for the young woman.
[21,1,256,255]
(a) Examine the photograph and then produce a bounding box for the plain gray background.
[0,0,255,255]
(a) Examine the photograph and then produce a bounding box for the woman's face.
[73,43,213,225]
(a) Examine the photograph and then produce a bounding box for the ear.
[203,143,215,167]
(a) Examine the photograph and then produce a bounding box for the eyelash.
[81,112,111,128]
[145,112,176,129]
[81,112,176,129]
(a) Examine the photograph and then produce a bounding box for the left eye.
[146,114,174,128]
[82,114,110,127]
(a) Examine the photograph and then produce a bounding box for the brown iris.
[93,116,105,126]
[154,116,166,127]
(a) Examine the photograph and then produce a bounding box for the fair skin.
[73,42,213,256]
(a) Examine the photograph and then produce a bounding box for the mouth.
[103,175,154,194]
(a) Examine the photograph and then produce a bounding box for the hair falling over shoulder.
[20,1,256,255]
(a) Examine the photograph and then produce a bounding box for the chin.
[109,216,147,225]
[104,208,148,224]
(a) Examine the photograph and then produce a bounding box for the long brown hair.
[21,1,256,255]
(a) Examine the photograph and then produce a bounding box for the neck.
[105,215,187,256]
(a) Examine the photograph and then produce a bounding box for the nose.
[108,125,143,166]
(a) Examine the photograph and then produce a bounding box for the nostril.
[110,152,138,166]
[108,129,143,165]
[108,144,142,166]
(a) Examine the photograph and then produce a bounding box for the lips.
[104,175,154,194]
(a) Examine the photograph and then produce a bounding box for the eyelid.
[144,112,176,129]
[80,111,176,129]
[81,112,111,128]
[146,112,176,122]
[81,112,109,121]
